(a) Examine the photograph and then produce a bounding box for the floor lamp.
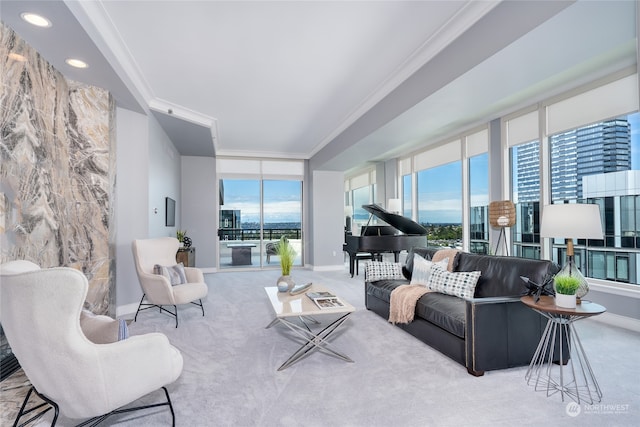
[489,201,516,256]
[540,203,604,301]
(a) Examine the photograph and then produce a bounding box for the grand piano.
[344,204,428,277]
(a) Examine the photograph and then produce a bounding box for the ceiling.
[1,1,637,173]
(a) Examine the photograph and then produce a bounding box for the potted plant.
[176,230,187,247]
[276,236,296,292]
[553,275,581,308]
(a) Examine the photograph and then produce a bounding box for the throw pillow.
[365,261,404,282]
[153,262,187,285]
[427,264,481,300]
[431,249,461,272]
[409,254,449,286]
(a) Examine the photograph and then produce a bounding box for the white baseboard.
[311,264,345,272]
[591,312,640,333]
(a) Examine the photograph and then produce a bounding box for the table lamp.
[539,203,604,300]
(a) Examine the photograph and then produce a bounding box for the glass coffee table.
[265,284,355,371]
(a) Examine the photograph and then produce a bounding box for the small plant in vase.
[276,236,296,292]
[176,230,187,247]
[553,275,581,308]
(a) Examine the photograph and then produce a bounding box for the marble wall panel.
[0,24,113,314]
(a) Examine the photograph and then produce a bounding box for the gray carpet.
[28,269,640,426]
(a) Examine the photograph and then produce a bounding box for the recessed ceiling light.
[20,12,52,28]
[65,58,89,69]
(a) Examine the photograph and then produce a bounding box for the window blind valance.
[547,73,638,135]
[414,139,461,171]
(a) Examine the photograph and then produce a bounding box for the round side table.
[520,295,606,404]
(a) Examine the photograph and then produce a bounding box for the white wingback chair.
[0,260,183,425]
[132,237,208,327]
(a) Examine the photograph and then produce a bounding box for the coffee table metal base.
[266,314,354,371]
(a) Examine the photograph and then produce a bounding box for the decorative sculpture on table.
[521,274,555,303]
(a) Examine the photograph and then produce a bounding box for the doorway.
[218,178,302,270]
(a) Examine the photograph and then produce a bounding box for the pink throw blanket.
[388,285,431,324]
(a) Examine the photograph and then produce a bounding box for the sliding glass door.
[263,180,302,267]
[218,178,302,270]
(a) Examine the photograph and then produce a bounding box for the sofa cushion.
[366,279,407,303]
[415,293,466,339]
[455,253,559,298]
[427,264,481,301]
[365,261,404,282]
[409,254,448,286]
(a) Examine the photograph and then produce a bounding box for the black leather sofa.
[365,247,561,376]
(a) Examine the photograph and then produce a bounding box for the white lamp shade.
[540,204,604,239]
[387,198,401,214]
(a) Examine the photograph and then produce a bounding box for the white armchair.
[0,260,183,426]
[132,237,208,327]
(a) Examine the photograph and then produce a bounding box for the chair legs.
[191,298,205,317]
[14,386,176,427]
[13,386,58,427]
[135,294,205,328]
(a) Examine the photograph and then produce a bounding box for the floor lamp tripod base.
[493,227,509,256]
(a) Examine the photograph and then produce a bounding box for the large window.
[469,153,489,254]
[510,140,541,259]
[547,112,639,284]
[344,169,376,235]
[417,161,462,248]
[402,174,412,218]
[352,185,373,232]
[217,159,304,270]
[387,74,639,287]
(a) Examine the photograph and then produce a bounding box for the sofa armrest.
[184,266,205,283]
[464,297,547,375]
[466,296,521,305]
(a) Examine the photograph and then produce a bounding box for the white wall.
[148,115,182,238]
[114,107,149,313]
[115,111,182,317]
[311,170,345,269]
[181,156,217,269]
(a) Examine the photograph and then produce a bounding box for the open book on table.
[306,291,345,309]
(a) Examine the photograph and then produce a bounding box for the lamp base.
[555,256,589,301]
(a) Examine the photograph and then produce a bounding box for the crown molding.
[216,149,310,160]
[66,0,154,108]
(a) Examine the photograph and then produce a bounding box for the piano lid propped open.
[362,204,427,235]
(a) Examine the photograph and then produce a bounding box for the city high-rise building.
[550,118,632,202]
[515,118,632,203]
